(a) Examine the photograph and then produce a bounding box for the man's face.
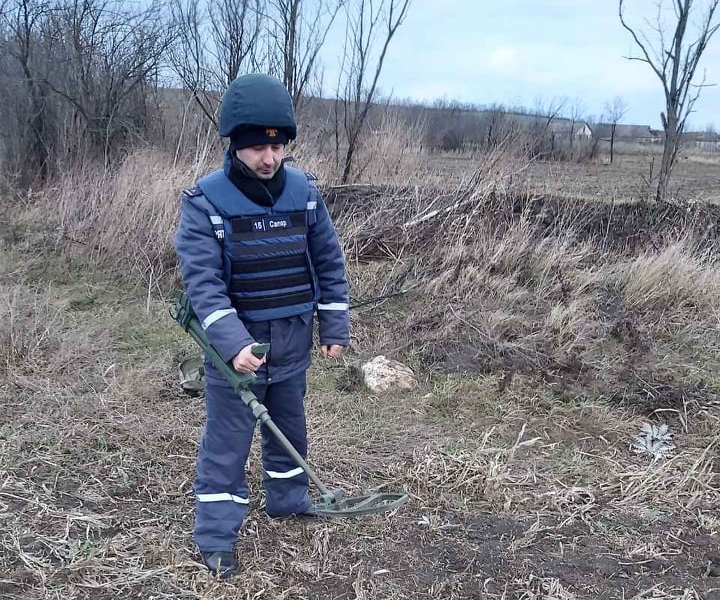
[235,144,285,180]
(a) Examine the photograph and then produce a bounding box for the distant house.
[593,124,662,142]
[682,130,720,151]
[485,111,593,138]
[548,120,592,138]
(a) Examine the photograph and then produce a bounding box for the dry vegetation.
[2,137,720,599]
[3,0,720,596]
[434,142,720,205]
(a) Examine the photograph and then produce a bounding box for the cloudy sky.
[319,0,720,129]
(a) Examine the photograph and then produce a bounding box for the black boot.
[201,551,238,579]
[268,507,318,520]
[295,508,319,519]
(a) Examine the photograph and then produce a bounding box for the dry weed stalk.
[0,284,64,376]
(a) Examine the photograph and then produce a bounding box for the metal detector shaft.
[170,292,335,501]
[237,389,333,500]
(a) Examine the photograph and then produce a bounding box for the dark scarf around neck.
[224,149,286,207]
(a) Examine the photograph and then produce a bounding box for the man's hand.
[320,344,345,359]
[232,343,266,373]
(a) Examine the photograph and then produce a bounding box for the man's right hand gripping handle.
[232,343,269,373]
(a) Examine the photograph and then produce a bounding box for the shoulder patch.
[182,186,203,198]
[304,171,318,182]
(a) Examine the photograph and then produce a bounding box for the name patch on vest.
[251,215,294,232]
[229,211,307,241]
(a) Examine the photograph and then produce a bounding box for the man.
[174,73,349,579]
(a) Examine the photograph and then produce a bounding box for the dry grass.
[3,143,720,598]
[328,154,720,412]
[40,148,208,289]
[2,261,720,598]
[0,284,64,377]
[607,242,720,313]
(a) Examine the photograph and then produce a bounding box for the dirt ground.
[2,154,720,599]
[433,145,720,205]
[3,311,720,600]
[3,328,720,599]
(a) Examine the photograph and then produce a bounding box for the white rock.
[361,355,418,393]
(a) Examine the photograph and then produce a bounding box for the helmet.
[218,73,297,140]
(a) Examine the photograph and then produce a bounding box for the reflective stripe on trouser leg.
[261,372,312,517]
[194,380,258,552]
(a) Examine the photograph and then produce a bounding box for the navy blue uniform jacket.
[174,164,349,384]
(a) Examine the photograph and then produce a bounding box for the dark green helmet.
[218,74,297,140]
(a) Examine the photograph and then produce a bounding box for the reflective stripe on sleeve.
[317,302,349,311]
[196,493,249,504]
[306,201,317,210]
[265,467,304,479]
[201,308,236,330]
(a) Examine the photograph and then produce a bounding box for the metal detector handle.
[170,291,258,395]
[251,343,269,359]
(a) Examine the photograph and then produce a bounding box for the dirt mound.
[520,194,720,252]
[327,184,720,410]
[325,184,720,258]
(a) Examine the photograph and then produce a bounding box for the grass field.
[2,147,720,599]
[434,144,720,205]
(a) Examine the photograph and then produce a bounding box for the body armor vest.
[197,166,318,322]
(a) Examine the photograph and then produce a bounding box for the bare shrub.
[292,109,429,185]
[37,149,215,286]
[351,112,427,184]
[158,90,226,166]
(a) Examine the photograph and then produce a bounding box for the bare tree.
[619,0,720,202]
[528,96,567,157]
[1,0,53,179]
[603,95,627,164]
[44,0,170,163]
[168,0,261,127]
[483,103,508,151]
[1,0,171,180]
[336,0,412,184]
[264,0,343,109]
[423,98,468,152]
[568,98,586,150]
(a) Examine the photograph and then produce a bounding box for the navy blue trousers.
[193,372,312,552]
